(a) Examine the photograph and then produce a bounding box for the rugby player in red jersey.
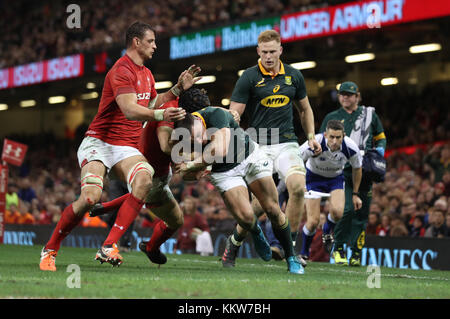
[88,88,213,265]
[39,21,200,271]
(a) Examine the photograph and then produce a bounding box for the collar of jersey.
[258,59,285,78]
[124,53,145,70]
[192,112,206,129]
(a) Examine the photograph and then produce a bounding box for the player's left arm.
[296,96,321,155]
[371,112,387,156]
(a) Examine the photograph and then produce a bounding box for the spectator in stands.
[49,204,62,224]
[445,213,450,237]
[409,215,426,237]
[387,194,401,215]
[376,213,391,236]
[425,200,448,238]
[81,213,108,227]
[6,182,19,211]
[434,182,446,200]
[207,207,236,232]
[366,212,379,235]
[389,215,409,237]
[442,171,450,197]
[424,144,450,183]
[424,189,435,208]
[400,197,416,225]
[5,203,21,224]
[17,201,35,224]
[18,177,37,204]
[176,196,210,254]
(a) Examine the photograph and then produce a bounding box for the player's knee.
[81,188,101,208]
[330,206,344,220]
[288,184,305,200]
[261,200,281,219]
[238,211,255,229]
[127,161,154,197]
[80,173,103,208]
[307,216,320,230]
[133,172,153,190]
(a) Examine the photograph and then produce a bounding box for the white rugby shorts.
[209,143,273,193]
[77,136,143,173]
[259,142,306,182]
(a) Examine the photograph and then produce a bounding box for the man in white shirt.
[298,120,362,264]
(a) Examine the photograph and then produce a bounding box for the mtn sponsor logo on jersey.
[260,95,290,108]
[137,92,151,100]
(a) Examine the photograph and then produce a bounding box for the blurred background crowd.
[0,0,350,69]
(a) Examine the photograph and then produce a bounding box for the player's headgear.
[178,88,210,113]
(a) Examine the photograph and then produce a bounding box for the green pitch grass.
[0,245,449,299]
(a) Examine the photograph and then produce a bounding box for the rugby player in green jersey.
[227,29,321,264]
[173,94,305,274]
[320,81,386,266]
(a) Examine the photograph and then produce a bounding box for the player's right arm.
[230,70,252,119]
[229,102,246,119]
[116,93,185,122]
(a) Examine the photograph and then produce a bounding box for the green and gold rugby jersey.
[231,60,307,145]
[192,107,255,173]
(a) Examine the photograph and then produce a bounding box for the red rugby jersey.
[139,100,178,177]
[85,54,157,148]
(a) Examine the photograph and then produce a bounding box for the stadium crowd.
[1,0,350,69]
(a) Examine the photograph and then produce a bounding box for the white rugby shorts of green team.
[258,142,306,182]
[209,141,273,193]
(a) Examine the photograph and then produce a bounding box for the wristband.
[352,192,360,196]
[307,133,314,140]
[170,84,182,97]
[154,109,165,121]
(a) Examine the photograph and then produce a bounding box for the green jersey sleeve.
[230,71,252,104]
[293,69,307,100]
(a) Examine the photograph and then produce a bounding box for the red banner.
[281,0,450,42]
[0,54,84,90]
[385,140,449,157]
[2,139,28,167]
[0,164,7,244]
